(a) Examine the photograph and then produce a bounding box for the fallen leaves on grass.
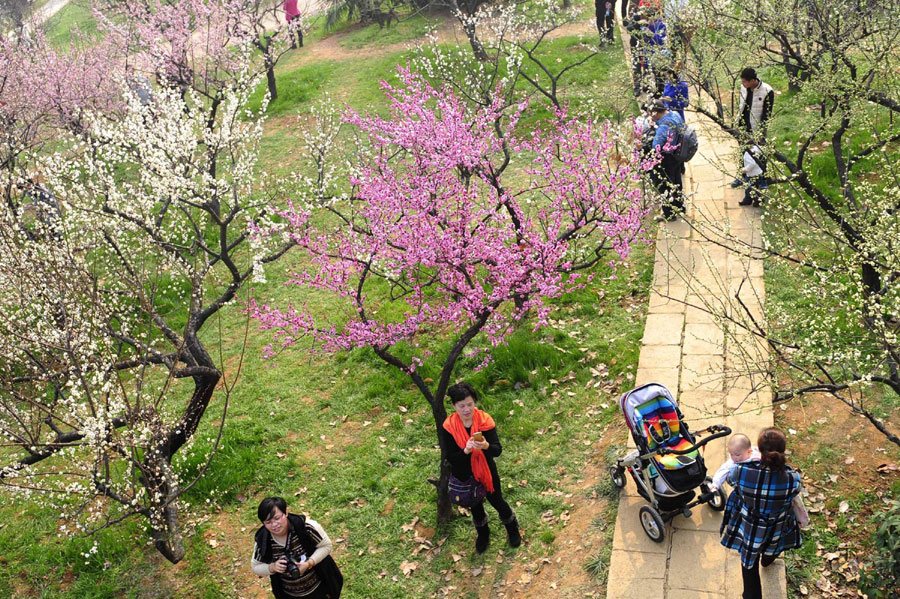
[399,560,418,577]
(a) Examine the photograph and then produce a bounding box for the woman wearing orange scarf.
[441,382,521,553]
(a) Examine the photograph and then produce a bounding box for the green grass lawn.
[43,0,98,48]
[0,248,652,599]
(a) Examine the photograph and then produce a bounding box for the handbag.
[448,474,486,507]
[791,496,810,529]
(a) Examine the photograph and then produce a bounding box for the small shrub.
[859,499,900,599]
[584,544,612,584]
[592,476,620,500]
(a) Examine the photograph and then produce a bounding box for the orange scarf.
[443,409,496,494]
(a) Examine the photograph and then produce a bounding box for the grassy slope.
[42,0,97,48]
[0,9,646,599]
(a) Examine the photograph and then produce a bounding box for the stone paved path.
[604,53,787,599]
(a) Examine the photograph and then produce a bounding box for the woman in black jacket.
[251,497,343,599]
[439,381,521,553]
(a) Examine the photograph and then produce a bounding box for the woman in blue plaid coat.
[720,428,803,599]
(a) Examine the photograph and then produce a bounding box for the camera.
[282,550,301,577]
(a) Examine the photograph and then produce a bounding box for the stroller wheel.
[609,466,627,489]
[708,487,727,511]
[639,506,666,543]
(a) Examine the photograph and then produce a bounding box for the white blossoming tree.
[0,44,292,562]
[672,0,900,448]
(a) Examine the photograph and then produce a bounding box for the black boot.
[502,512,521,548]
[474,517,490,554]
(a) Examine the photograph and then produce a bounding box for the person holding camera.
[251,497,343,599]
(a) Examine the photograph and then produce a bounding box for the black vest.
[254,513,343,599]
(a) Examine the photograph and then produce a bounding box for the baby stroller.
[608,383,731,542]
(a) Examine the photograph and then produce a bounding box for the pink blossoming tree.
[252,67,654,519]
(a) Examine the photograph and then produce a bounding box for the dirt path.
[292,16,597,64]
[34,0,71,25]
[491,426,623,599]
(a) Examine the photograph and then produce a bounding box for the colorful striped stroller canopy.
[632,393,699,470]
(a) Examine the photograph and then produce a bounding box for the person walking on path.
[647,99,686,221]
[252,497,343,599]
[737,67,774,139]
[595,0,615,44]
[440,382,521,554]
[731,67,774,187]
[661,68,688,119]
[283,0,303,48]
[720,428,803,599]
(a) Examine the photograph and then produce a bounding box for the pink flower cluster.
[251,67,654,367]
[0,29,121,138]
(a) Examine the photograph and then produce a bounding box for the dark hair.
[740,67,758,82]
[649,99,667,113]
[758,428,787,472]
[447,381,478,405]
[257,496,288,522]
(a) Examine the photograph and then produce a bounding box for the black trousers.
[741,554,777,599]
[471,487,513,523]
[620,0,629,19]
[288,16,303,47]
[651,153,685,217]
[595,0,615,41]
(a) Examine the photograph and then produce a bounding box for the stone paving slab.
[678,390,725,422]
[683,323,725,355]
[649,290,688,314]
[612,495,671,555]
[670,502,726,533]
[642,313,685,346]
[668,529,730,593]
[638,345,682,371]
[669,590,723,599]
[607,549,667,582]
[635,366,679,393]
[680,354,725,392]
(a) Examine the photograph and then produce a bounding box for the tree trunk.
[148,341,219,563]
[151,497,185,563]
[257,36,278,101]
[436,455,454,522]
[785,61,802,92]
[428,396,454,522]
[461,19,488,62]
[145,459,185,563]
[266,61,278,102]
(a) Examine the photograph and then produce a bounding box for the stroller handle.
[656,424,732,456]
